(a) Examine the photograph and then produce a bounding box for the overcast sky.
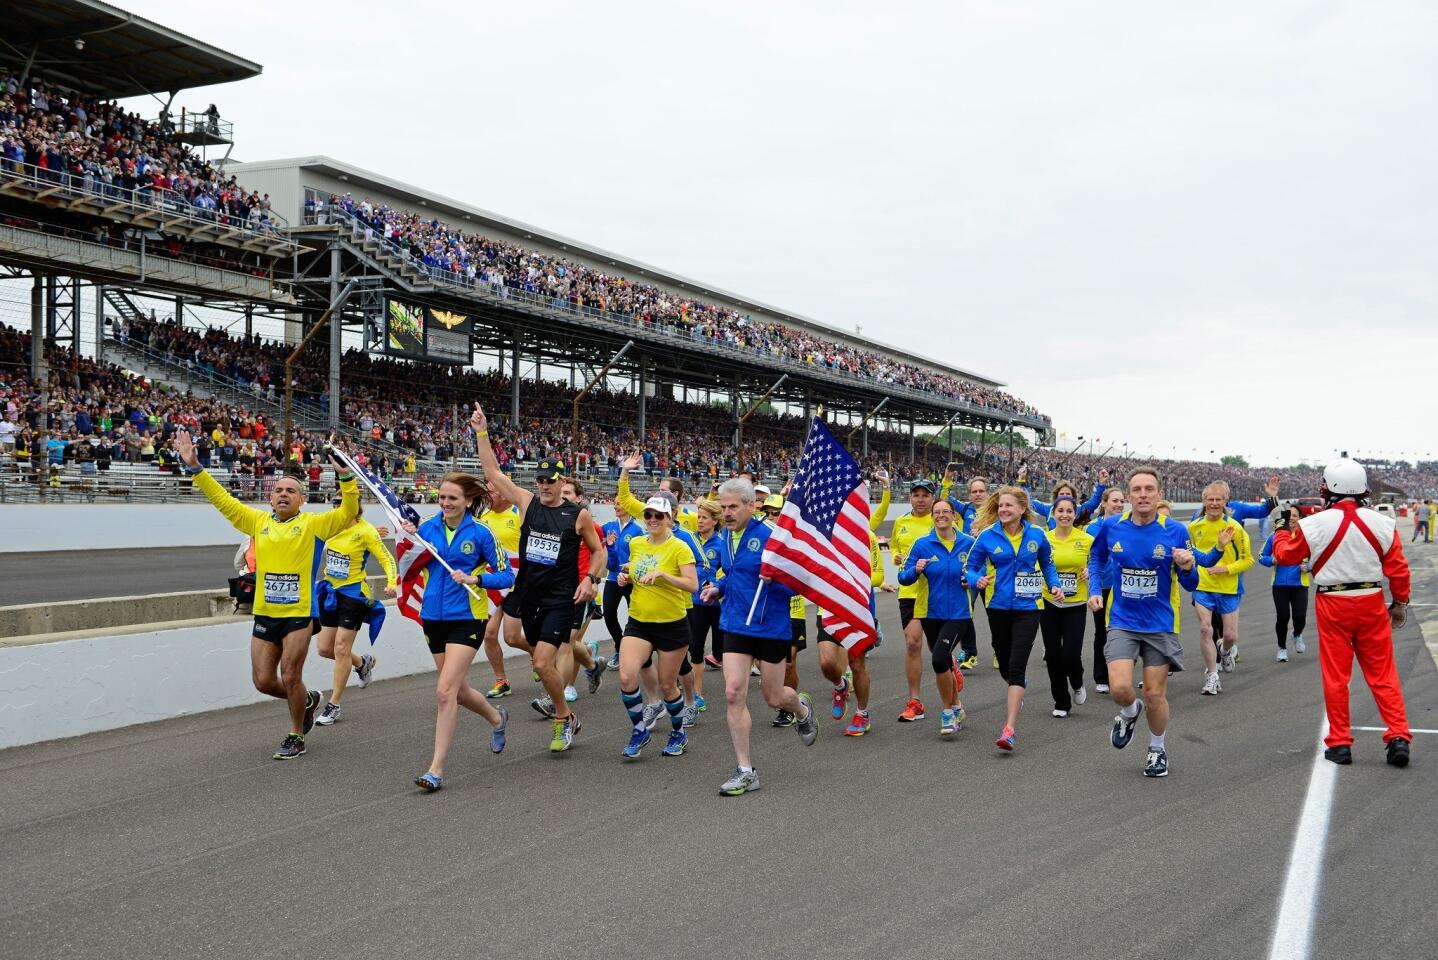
[116,0,1438,466]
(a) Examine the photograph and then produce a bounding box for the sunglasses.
[642,511,666,521]
[535,476,558,484]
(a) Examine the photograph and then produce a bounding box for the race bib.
[263,572,301,605]
[1057,572,1078,596]
[1120,570,1158,599]
[324,550,351,580]
[1014,572,1043,598]
[524,531,561,566]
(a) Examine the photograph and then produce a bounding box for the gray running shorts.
[1104,628,1184,672]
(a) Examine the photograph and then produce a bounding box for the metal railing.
[0,159,293,248]
[305,201,1049,430]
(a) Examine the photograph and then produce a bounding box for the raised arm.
[469,403,531,512]
[176,430,264,536]
[869,471,891,532]
[616,453,648,520]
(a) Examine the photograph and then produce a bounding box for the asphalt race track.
[0,545,239,605]
[2,540,1436,960]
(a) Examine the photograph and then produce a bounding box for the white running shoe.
[1072,685,1087,706]
[1220,645,1237,673]
[563,685,578,703]
[356,654,376,688]
[1275,648,1289,663]
[1294,635,1306,654]
[1052,708,1069,718]
[1095,683,1110,694]
[1201,671,1222,696]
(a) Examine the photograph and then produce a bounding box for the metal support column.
[174,295,183,327]
[510,340,521,427]
[909,418,916,462]
[638,355,648,437]
[94,283,105,363]
[328,246,342,429]
[31,276,47,487]
[244,302,253,339]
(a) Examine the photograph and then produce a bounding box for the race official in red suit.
[1272,458,1411,767]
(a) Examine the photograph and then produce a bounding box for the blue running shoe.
[415,771,442,792]
[622,727,651,760]
[1111,700,1144,750]
[663,729,688,756]
[490,706,508,754]
[694,694,707,713]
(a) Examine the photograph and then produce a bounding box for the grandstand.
[3,1,1432,508]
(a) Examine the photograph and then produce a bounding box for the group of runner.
[173,406,1412,793]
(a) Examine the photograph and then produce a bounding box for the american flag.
[760,418,877,655]
[330,449,429,624]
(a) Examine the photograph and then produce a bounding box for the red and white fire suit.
[1272,501,1411,749]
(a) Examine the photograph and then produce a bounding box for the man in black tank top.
[471,404,606,753]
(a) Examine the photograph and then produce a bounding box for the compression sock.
[621,687,644,729]
[664,695,685,731]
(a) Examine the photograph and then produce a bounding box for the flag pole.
[744,579,767,627]
[329,447,486,605]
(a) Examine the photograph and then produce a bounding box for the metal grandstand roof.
[235,155,1008,390]
[0,0,261,99]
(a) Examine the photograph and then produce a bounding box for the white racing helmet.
[1321,458,1368,498]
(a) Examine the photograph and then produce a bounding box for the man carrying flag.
[702,477,817,796]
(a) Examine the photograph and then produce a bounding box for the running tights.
[1039,603,1087,710]
[603,580,631,646]
[687,604,723,663]
[1273,585,1308,649]
[1091,588,1111,686]
[986,608,1039,688]
[922,618,976,674]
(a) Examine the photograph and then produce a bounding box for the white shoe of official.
[1072,685,1087,706]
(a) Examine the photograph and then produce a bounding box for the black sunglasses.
[642,511,666,521]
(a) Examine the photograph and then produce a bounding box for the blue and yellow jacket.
[416,513,515,621]
[1259,533,1310,587]
[711,516,795,641]
[693,530,726,606]
[964,520,1060,610]
[1027,483,1106,528]
[898,529,976,620]
[604,518,643,583]
[1087,512,1207,634]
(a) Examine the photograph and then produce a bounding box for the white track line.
[1267,722,1336,960]
[1353,726,1438,734]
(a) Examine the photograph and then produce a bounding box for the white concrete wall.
[0,611,563,750]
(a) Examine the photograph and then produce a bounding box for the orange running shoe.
[898,698,925,722]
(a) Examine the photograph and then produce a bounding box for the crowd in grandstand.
[0,71,276,231]
[6,316,1437,504]
[313,192,1046,422]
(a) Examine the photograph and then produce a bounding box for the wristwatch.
[588,574,602,585]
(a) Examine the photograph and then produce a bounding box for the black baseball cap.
[536,458,565,480]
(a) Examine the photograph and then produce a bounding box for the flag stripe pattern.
[330,449,429,624]
[760,418,877,655]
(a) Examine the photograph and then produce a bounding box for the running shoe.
[897,698,925,722]
[586,638,601,662]
[995,726,1016,752]
[1052,708,1069,718]
[845,711,872,737]
[490,706,508,754]
[1201,672,1222,696]
[1294,635,1306,654]
[959,655,978,671]
[273,733,306,760]
[1220,645,1237,673]
[607,652,620,671]
[622,727,651,760]
[952,668,965,694]
[414,772,443,792]
[663,729,688,756]
[1143,747,1169,778]
[314,702,341,726]
[750,664,762,677]
[704,654,722,670]
[719,767,760,796]
[1387,737,1411,768]
[531,695,557,719]
[694,694,707,713]
[992,655,1001,669]
[682,703,698,728]
[585,656,608,695]
[844,668,854,687]
[1111,700,1143,749]
[356,654,377,688]
[940,709,958,737]
[796,693,818,746]
[953,704,966,728]
[302,689,322,734]
[642,702,665,731]
[772,709,796,728]
[486,679,512,699]
[1275,648,1289,663]
[532,668,541,683]
[564,685,579,703]
[831,680,850,721]
[1324,745,1352,765]
[1095,683,1111,694]
[549,713,580,752]
[1072,685,1087,706]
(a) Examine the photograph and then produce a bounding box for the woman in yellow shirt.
[314,501,399,726]
[1041,496,1093,718]
[616,494,699,761]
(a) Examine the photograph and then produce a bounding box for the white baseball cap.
[643,495,674,516]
